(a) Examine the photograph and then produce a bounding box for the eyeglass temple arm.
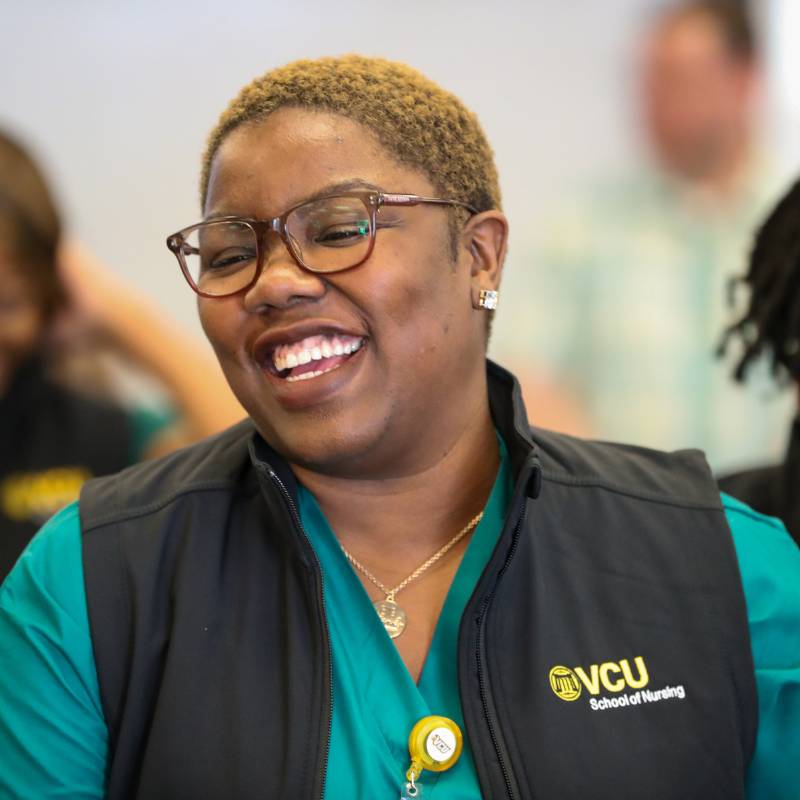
[380,193,478,215]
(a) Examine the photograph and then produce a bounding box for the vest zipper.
[475,509,526,800]
[266,468,333,800]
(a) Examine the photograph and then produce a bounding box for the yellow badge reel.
[403,715,463,798]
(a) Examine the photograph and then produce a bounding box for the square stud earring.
[477,289,499,311]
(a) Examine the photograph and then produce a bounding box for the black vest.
[81,362,756,799]
[0,358,131,577]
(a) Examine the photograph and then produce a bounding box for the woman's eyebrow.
[205,179,382,221]
[299,178,380,205]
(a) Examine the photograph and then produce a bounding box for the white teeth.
[286,366,334,382]
[270,333,365,376]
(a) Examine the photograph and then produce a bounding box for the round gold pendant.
[374,598,407,638]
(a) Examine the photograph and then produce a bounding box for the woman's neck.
[291,409,500,567]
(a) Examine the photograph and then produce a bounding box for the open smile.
[267,333,365,382]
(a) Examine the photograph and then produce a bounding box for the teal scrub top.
[1,455,799,798]
[299,438,512,799]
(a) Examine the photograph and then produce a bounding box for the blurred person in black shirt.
[0,129,243,577]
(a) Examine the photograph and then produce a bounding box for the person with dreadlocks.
[718,178,800,546]
[0,55,798,799]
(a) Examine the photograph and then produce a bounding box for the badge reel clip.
[401,715,463,799]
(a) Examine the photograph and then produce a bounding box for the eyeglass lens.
[181,195,373,295]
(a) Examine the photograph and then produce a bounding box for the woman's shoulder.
[79,418,257,532]
[1,502,84,612]
[530,426,721,509]
[0,502,108,797]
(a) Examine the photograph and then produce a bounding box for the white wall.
[767,0,800,162]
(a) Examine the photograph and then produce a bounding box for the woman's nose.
[242,231,327,312]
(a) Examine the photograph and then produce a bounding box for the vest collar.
[485,359,543,499]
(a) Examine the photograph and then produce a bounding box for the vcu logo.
[549,666,582,701]
[549,657,649,701]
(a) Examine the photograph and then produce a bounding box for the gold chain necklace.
[341,512,483,639]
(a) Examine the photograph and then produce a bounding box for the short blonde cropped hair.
[201,55,501,219]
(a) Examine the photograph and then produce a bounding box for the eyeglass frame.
[166,189,479,299]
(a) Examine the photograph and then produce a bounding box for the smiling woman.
[193,105,502,477]
[0,54,798,800]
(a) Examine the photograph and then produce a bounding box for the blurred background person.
[492,0,795,472]
[0,129,243,577]
[718,177,800,546]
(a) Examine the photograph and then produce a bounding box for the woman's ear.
[461,210,508,308]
